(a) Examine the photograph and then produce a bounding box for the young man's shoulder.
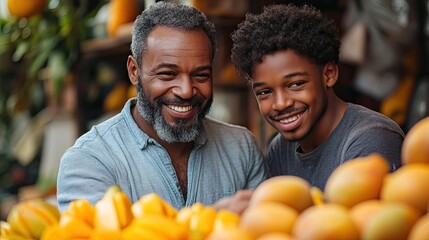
[345,103,404,136]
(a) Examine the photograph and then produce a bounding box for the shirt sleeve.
[56,148,116,212]
[243,131,268,189]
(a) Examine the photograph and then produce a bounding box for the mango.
[401,116,429,165]
[325,154,389,208]
[240,202,298,239]
[250,175,313,213]
[362,202,421,240]
[408,213,429,240]
[381,163,429,214]
[292,203,359,240]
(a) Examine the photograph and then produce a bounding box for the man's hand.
[211,189,254,215]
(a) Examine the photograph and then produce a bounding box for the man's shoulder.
[203,117,251,134]
[202,117,258,146]
[73,112,127,148]
[345,104,404,135]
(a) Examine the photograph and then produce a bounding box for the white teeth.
[279,114,299,124]
[168,105,193,112]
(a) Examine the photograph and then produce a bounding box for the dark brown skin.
[252,49,347,153]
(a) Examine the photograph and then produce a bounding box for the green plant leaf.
[12,41,30,62]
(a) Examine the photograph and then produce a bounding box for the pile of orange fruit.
[2,116,429,240]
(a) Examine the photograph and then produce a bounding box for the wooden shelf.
[81,23,132,58]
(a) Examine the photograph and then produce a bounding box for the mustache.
[271,106,307,118]
[160,95,205,106]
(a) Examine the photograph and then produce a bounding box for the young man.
[231,4,403,190]
[57,2,266,213]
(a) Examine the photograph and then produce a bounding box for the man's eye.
[159,71,176,76]
[290,81,305,88]
[255,89,271,97]
[193,73,211,81]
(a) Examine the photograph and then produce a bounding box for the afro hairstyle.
[231,4,340,81]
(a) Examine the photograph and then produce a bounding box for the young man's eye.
[290,81,305,88]
[255,89,271,98]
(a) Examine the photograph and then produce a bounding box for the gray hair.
[130,1,217,66]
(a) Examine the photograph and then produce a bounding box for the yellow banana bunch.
[3,199,60,240]
[212,210,240,231]
[94,185,133,232]
[123,215,188,240]
[177,202,234,240]
[41,199,95,239]
[1,221,26,240]
[189,206,217,240]
[132,193,178,219]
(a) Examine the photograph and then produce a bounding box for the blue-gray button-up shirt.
[57,98,267,212]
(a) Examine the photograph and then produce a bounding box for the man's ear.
[323,62,339,87]
[127,55,139,86]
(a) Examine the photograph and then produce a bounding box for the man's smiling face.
[135,26,213,143]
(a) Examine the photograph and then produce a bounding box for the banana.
[176,206,193,227]
[122,226,167,240]
[188,206,217,240]
[6,205,33,238]
[58,214,93,238]
[0,221,29,240]
[94,185,133,231]
[26,200,60,225]
[90,230,122,240]
[40,224,67,240]
[212,210,240,231]
[130,215,188,240]
[62,199,94,227]
[132,193,178,219]
[6,199,60,239]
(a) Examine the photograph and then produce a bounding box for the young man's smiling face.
[252,49,333,143]
[129,26,213,143]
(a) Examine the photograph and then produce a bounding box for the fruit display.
[2,116,429,240]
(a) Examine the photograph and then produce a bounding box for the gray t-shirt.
[57,98,267,212]
[266,103,404,190]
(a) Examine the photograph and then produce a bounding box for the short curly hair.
[231,4,340,81]
[131,1,217,66]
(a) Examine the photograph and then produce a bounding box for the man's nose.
[172,76,196,99]
[273,91,293,111]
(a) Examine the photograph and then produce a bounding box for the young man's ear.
[127,55,139,86]
[323,62,339,87]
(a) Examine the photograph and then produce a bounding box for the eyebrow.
[152,63,212,73]
[252,71,309,89]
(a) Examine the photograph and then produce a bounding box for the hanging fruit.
[7,0,46,18]
[107,0,139,37]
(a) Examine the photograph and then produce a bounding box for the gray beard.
[135,81,212,143]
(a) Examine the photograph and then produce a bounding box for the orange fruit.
[349,199,384,233]
[240,202,298,239]
[107,0,139,37]
[257,232,295,240]
[7,0,46,18]
[381,163,429,214]
[292,204,360,240]
[206,228,253,240]
[362,202,421,240]
[402,116,429,165]
[324,154,389,208]
[408,213,429,240]
[250,175,313,213]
